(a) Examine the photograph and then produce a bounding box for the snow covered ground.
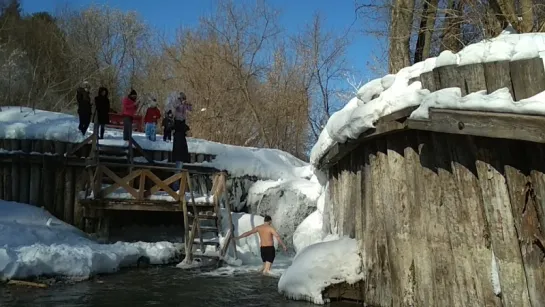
[0,106,311,181]
[310,30,545,166]
[0,201,182,281]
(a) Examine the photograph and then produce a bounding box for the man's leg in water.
[263,261,272,275]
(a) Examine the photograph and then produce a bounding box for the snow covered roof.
[0,107,311,180]
[310,31,545,167]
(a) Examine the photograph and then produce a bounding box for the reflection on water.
[0,266,356,307]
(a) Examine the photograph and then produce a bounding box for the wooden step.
[190,225,218,232]
[193,238,220,246]
[189,214,217,220]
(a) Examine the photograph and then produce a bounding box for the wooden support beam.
[408,108,545,144]
[81,199,184,211]
[186,172,204,253]
[145,170,180,200]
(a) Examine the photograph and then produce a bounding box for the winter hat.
[129,89,137,96]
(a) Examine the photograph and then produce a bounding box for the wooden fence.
[319,56,545,306]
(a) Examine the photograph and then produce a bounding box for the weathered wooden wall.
[327,130,545,307]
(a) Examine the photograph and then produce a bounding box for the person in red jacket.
[144,98,161,141]
[122,89,138,141]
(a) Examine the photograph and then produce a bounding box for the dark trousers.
[98,124,105,139]
[163,129,172,142]
[123,116,133,141]
[78,113,91,136]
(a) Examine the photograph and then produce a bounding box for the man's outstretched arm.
[235,228,257,240]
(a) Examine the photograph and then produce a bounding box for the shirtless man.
[235,215,287,275]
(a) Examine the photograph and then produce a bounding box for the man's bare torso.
[256,224,275,247]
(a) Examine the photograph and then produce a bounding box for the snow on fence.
[318,59,545,306]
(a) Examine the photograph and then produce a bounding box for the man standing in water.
[235,215,288,275]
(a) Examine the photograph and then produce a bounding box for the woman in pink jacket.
[122,89,138,141]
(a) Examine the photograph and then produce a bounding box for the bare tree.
[293,13,351,145]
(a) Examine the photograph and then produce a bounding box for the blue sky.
[21,0,382,82]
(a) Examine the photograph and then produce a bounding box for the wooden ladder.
[183,172,237,262]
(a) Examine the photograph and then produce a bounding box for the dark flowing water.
[0,267,356,307]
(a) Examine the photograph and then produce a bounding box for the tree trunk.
[414,0,439,63]
[388,0,415,73]
[519,0,534,32]
[440,0,463,52]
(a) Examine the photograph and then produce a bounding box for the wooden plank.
[64,167,75,224]
[361,140,394,306]
[223,175,237,258]
[19,140,31,204]
[459,63,487,95]
[100,168,141,199]
[29,163,41,206]
[527,143,545,240]
[408,109,545,144]
[376,106,419,124]
[502,140,545,306]
[509,57,545,101]
[483,61,513,96]
[434,64,466,95]
[383,133,414,306]
[148,172,184,194]
[319,119,408,169]
[403,131,437,306]
[420,71,437,92]
[81,200,184,212]
[441,134,501,306]
[474,139,531,307]
[186,172,205,253]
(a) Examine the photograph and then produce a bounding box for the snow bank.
[0,107,84,143]
[310,31,545,166]
[0,201,181,280]
[278,237,363,304]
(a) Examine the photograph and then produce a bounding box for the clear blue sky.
[21,0,380,82]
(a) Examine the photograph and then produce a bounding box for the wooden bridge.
[67,125,237,263]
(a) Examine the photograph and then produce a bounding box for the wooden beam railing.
[92,165,189,201]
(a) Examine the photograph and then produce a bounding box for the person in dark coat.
[94,87,110,139]
[161,110,174,142]
[77,81,92,136]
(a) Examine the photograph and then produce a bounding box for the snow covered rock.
[278,237,364,304]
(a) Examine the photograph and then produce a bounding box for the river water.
[0,266,356,307]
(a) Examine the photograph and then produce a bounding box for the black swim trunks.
[260,246,275,263]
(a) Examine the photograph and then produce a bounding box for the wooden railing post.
[222,172,237,259]
[186,171,204,254]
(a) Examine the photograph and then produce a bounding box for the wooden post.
[442,134,500,306]
[420,71,438,92]
[434,64,466,95]
[10,140,20,202]
[54,142,66,218]
[19,140,31,204]
[73,171,86,229]
[29,140,43,206]
[483,61,513,96]
[474,139,531,307]
[186,172,204,253]
[64,165,75,224]
[509,57,545,101]
[42,161,55,214]
[223,173,237,259]
[458,63,487,95]
[3,139,12,201]
[181,174,191,262]
[502,141,545,306]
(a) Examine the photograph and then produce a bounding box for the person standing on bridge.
[122,89,138,141]
[235,215,288,276]
[76,81,92,136]
[144,98,161,142]
[169,91,192,191]
[94,87,110,139]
